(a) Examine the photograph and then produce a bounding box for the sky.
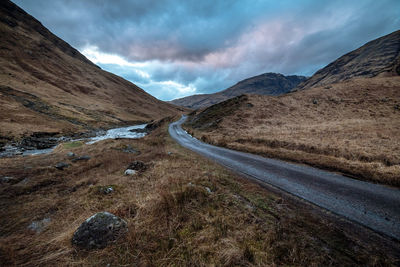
[14,0,400,101]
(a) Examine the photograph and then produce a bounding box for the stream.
[0,124,147,158]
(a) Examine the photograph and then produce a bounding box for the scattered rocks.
[98,186,115,195]
[127,161,146,172]
[71,155,91,162]
[124,169,136,176]
[55,162,69,170]
[72,212,128,249]
[67,152,75,157]
[28,217,51,234]
[19,132,59,150]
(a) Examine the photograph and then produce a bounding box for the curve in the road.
[169,116,400,240]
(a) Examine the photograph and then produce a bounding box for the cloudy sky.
[14,0,400,101]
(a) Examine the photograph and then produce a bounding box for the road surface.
[169,116,400,240]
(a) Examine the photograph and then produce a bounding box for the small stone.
[55,162,69,170]
[1,176,14,183]
[124,169,136,176]
[72,212,128,249]
[71,155,91,162]
[67,152,75,157]
[167,152,173,155]
[312,99,318,105]
[98,186,114,194]
[28,217,51,234]
[126,161,146,172]
[204,186,212,193]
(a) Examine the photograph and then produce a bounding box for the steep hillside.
[171,73,306,109]
[295,30,400,91]
[0,0,182,140]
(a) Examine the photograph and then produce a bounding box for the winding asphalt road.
[169,116,400,240]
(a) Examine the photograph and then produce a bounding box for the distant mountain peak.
[171,73,307,109]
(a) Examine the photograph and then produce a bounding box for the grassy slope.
[0,1,183,139]
[0,119,398,266]
[185,76,400,187]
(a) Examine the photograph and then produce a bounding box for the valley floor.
[0,118,399,266]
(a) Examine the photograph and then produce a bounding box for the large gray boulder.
[72,212,127,249]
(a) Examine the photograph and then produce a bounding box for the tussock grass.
[0,119,398,266]
[186,77,400,187]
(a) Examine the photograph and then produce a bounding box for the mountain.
[294,30,400,91]
[0,0,183,139]
[170,73,307,109]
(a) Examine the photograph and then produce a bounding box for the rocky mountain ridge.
[171,73,307,109]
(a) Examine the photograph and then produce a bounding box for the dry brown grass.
[186,76,400,187]
[0,119,398,266]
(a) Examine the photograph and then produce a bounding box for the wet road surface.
[169,116,400,240]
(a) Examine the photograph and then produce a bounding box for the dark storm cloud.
[15,0,264,61]
[14,0,400,100]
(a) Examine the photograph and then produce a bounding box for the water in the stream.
[0,124,147,157]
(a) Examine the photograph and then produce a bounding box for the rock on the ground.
[98,186,114,194]
[1,176,16,183]
[72,212,128,249]
[55,162,69,170]
[67,152,75,157]
[124,169,136,176]
[127,160,146,172]
[71,155,91,162]
[28,217,51,233]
